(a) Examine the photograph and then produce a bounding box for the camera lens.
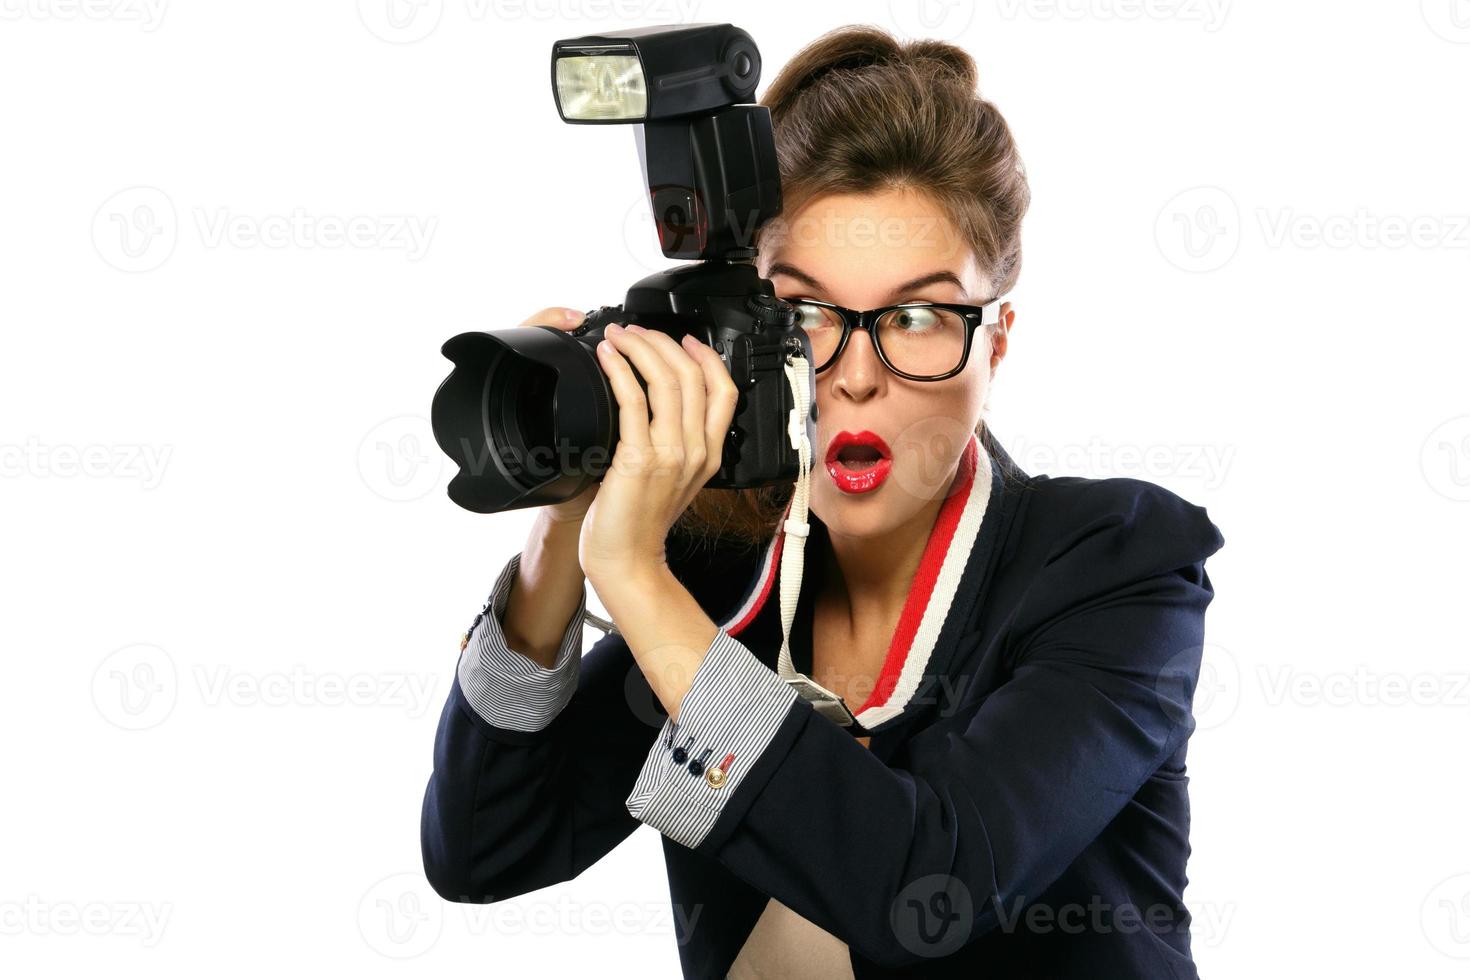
[431,326,616,513]
[486,359,558,485]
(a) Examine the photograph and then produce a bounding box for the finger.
[682,334,741,481]
[626,327,708,480]
[604,327,683,453]
[519,307,585,331]
[595,334,652,454]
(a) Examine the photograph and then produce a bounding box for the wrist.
[587,562,721,718]
[537,507,586,535]
[533,509,587,561]
[586,557,670,603]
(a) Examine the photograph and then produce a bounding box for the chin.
[813,480,902,539]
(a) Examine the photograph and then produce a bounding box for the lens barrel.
[431,326,618,514]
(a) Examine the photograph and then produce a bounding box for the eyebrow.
[767,262,967,303]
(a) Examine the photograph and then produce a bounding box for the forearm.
[591,563,719,723]
[500,512,587,669]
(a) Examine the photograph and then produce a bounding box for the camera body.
[572,260,813,490]
[430,24,816,514]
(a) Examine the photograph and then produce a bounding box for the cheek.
[936,333,993,411]
[912,354,991,446]
[966,363,991,410]
[964,334,996,404]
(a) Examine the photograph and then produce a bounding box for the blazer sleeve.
[420,552,662,904]
[455,552,585,732]
[624,628,798,844]
[621,481,1225,969]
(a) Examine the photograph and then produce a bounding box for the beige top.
[726,895,855,980]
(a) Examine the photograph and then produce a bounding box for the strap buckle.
[784,673,857,728]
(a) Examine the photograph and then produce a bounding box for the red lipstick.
[825,430,893,494]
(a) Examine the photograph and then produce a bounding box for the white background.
[3,1,1468,976]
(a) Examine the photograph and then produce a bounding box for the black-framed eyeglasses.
[783,298,1005,381]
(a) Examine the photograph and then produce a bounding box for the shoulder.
[1000,475,1225,632]
[993,475,1224,670]
[1020,474,1224,571]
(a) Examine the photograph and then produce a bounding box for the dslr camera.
[431,23,817,514]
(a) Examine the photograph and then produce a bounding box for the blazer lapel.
[715,429,1014,735]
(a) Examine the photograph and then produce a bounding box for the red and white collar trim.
[719,431,995,729]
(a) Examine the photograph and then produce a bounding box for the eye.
[888,306,944,332]
[787,301,841,331]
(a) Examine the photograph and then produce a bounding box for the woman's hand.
[519,306,603,526]
[578,323,738,590]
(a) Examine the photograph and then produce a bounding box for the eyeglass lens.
[790,304,969,378]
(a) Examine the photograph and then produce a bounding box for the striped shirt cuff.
[455,551,585,733]
[624,627,798,849]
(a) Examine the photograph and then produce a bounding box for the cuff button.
[704,766,727,789]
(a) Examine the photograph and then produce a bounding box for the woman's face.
[759,186,1013,540]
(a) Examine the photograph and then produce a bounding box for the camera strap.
[774,353,859,730]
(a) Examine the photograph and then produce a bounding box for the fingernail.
[606,324,622,334]
[625,323,646,334]
[564,309,582,322]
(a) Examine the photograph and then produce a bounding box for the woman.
[421,25,1223,979]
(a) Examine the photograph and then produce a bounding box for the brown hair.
[671,24,1031,553]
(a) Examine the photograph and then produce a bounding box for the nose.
[828,326,886,403]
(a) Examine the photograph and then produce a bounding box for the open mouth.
[826,430,892,467]
[825,431,893,493]
[832,444,885,471]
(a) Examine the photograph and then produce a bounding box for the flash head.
[549,22,779,260]
[430,21,812,517]
[551,23,761,123]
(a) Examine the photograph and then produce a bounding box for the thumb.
[519,307,586,330]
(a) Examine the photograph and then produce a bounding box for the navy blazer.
[420,428,1225,978]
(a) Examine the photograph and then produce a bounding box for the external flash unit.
[432,22,808,516]
[551,23,761,122]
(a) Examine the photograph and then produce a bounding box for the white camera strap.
[583,350,858,729]
[777,353,857,729]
